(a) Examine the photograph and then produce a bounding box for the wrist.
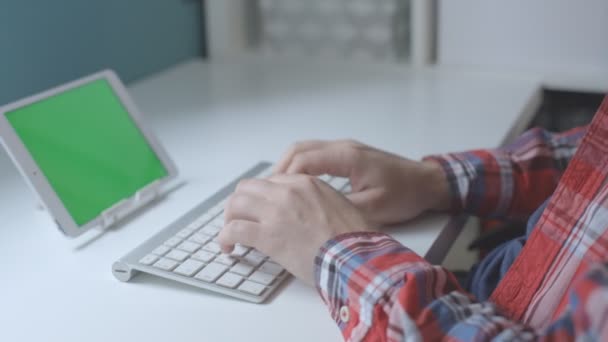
[421,160,451,212]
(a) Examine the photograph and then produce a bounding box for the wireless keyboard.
[112,162,351,303]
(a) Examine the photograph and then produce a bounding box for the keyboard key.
[328,177,349,191]
[189,232,211,245]
[186,219,203,232]
[215,254,237,266]
[173,258,204,277]
[166,249,189,262]
[238,280,266,296]
[258,261,284,276]
[318,174,332,183]
[231,262,255,276]
[185,221,202,231]
[176,228,194,239]
[139,254,158,266]
[203,241,222,254]
[195,262,228,282]
[207,204,224,217]
[164,237,182,248]
[247,249,267,259]
[231,244,250,257]
[216,272,244,289]
[249,270,276,286]
[152,245,170,256]
[153,258,178,271]
[192,250,215,263]
[243,250,266,267]
[177,241,200,253]
[193,214,213,227]
[201,225,221,236]
[210,216,224,227]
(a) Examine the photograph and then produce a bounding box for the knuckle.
[227,192,239,207]
[235,179,248,192]
[288,141,305,155]
[226,219,242,232]
[235,178,256,192]
[284,145,296,158]
[336,140,363,159]
[223,220,243,238]
[224,195,237,218]
[290,154,308,171]
[233,192,249,206]
[292,174,319,192]
[290,153,303,166]
[226,193,245,214]
[282,144,305,169]
[340,139,361,148]
[343,147,359,161]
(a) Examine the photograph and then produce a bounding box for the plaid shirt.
[315,96,608,341]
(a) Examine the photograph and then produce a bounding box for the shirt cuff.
[423,154,469,213]
[314,232,429,339]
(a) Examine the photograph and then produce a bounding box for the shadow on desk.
[381,212,469,265]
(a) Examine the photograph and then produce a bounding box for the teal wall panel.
[0,0,204,106]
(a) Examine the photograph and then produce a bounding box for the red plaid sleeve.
[315,232,608,341]
[425,126,586,220]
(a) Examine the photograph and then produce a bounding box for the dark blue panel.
[0,0,204,106]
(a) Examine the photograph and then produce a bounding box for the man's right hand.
[274,140,451,226]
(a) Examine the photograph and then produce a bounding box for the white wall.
[438,0,608,91]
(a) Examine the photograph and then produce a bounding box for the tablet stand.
[98,179,163,231]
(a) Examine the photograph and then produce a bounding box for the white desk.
[0,58,540,341]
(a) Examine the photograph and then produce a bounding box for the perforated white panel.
[257,0,411,62]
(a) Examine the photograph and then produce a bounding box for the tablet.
[0,70,178,237]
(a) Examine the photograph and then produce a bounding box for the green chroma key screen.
[6,79,168,226]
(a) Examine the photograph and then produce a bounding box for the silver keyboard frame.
[112,161,289,303]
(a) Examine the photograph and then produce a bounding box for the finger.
[235,178,284,201]
[267,173,314,186]
[273,140,327,174]
[224,192,274,223]
[345,188,383,218]
[218,220,262,253]
[268,174,341,198]
[284,144,353,177]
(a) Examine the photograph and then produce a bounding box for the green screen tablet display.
[6,79,168,226]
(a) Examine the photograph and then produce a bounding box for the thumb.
[346,188,383,221]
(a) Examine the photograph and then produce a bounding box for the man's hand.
[274,140,450,225]
[218,174,372,286]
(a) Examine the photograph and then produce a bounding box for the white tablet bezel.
[0,70,178,237]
